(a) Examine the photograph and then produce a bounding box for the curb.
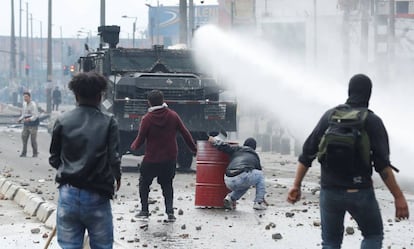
[0,176,126,248]
[0,176,56,228]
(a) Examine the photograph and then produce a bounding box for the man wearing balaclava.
[287,74,409,248]
[208,136,267,211]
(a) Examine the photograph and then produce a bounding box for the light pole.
[78,28,93,49]
[122,15,137,48]
[31,17,43,75]
[145,4,154,45]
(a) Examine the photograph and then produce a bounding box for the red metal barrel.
[195,140,231,207]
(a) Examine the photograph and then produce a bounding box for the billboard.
[147,5,219,44]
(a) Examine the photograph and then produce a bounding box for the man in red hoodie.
[130,90,197,222]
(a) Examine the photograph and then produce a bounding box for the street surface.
[0,104,413,248]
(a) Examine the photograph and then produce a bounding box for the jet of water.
[193,25,414,184]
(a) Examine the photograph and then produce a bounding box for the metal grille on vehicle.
[204,104,226,120]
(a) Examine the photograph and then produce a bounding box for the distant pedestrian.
[287,74,409,249]
[52,86,62,111]
[130,89,197,222]
[49,72,122,249]
[208,136,267,210]
[17,91,39,157]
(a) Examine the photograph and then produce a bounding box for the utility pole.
[46,0,52,113]
[342,1,350,75]
[313,0,317,66]
[189,0,194,46]
[179,0,187,44]
[156,0,160,44]
[360,0,370,70]
[39,21,43,76]
[60,26,63,82]
[100,0,105,49]
[26,2,29,84]
[231,0,235,27]
[389,0,395,59]
[30,13,34,81]
[19,0,22,79]
[10,0,17,82]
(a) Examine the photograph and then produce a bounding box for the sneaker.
[33,153,38,158]
[167,213,176,222]
[135,210,149,218]
[19,153,26,157]
[253,201,268,210]
[223,195,236,210]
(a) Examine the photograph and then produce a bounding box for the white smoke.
[193,25,414,184]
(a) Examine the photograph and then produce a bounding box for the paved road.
[0,106,413,248]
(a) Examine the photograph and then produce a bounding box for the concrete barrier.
[23,195,45,216]
[0,180,12,195]
[0,176,6,190]
[45,209,56,229]
[14,188,32,207]
[4,183,20,200]
[37,202,57,223]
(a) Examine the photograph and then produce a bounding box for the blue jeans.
[224,169,266,202]
[320,188,383,249]
[57,184,114,249]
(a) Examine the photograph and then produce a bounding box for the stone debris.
[0,134,413,248]
[30,228,41,234]
[285,212,295,218]
[152,231,167,237]
[272,233,283,240]
[265,222,276,230]
[313,220,321,227]
[345,226,355,235]
[178,234,189,239]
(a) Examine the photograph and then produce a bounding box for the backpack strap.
[329,104,368,128]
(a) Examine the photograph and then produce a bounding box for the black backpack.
[317,104,370,173]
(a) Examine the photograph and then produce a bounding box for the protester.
[208,136,267,210]
[17,91,39,157]
[130,89,197,222]
[49,72,122,249]
[52,86,62,111]
[287,74,409,248]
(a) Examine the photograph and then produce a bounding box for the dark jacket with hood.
[49,105,122,199]
[212,138,262,177]
[299,74,391,189]
[130,105,197,163]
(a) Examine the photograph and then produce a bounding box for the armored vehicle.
[77,26,237,170]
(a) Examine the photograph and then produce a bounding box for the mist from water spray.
[193,25,414,183]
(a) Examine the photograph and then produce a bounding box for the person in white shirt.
[17,91,39,157]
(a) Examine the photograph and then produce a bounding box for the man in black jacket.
[287,74,409,249]
[49,72,122,249]
[208,136,267,210]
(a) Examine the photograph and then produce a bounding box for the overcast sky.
[1,0,217,38]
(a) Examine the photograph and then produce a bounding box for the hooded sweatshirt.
[130,106,197,163]
[298,74,391,189]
